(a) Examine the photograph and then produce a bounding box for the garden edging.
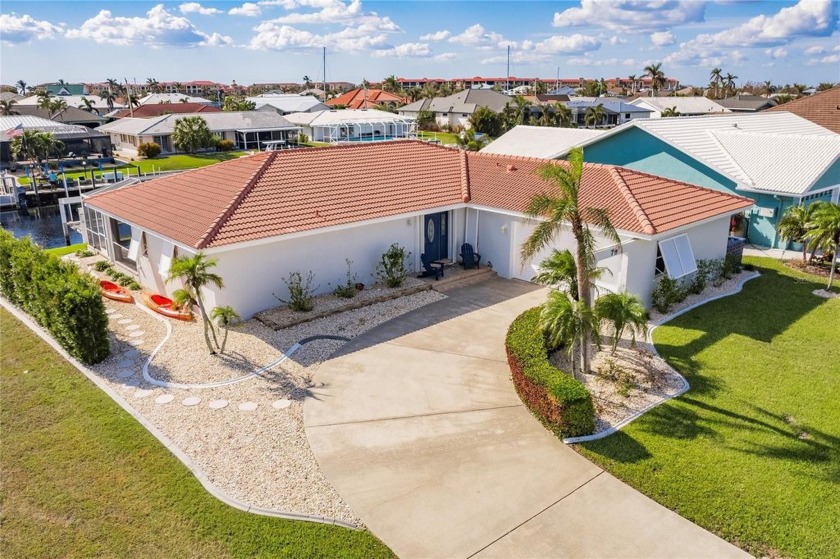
[562,272,761,444]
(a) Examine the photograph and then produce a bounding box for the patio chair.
[419,253,444,280]
[460,243,481,270]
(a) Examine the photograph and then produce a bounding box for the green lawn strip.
[43,243,87,257]
[417,131,460,145]
[0,309,394,558]
[578,257,840,559]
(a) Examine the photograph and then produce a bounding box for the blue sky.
[1,1,838,87]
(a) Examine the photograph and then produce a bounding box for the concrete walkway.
[304,279,749,558]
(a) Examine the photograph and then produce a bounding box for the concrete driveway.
[304,279,748,559]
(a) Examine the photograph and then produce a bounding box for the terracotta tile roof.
[86,141,754,249]
[766,87,840,134]
[466,152,754,235]
[111,103,221,119]
[326,88,409,110]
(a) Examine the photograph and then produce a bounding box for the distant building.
[566,99,652,126]
[716,94,777,112]
[247,94,329,115]
[399,89,512,128]
[0,115,111,167]
[14,105,106,127]
[629,97,730,118]
[45,83,87,96]
[480,126,606,159]
[283,109,414,142]
[326,88,408,110]
[766,86,840,134]
[17,94,122,113]
[110,103,221,120]
[137,93,214,106]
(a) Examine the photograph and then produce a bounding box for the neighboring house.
[0,92,24,102]
[283,109,414,142]
[137,93,214,106]
[82,141,752,318]
[0,115,111,167]
[628,96,730,118]
[14,105,106,127]
[480,126,605,159]
[45,83,87,96]
[716,94,777,112]
[766,86,840,134]
[98,112,300,154]
[399,89,512,128]
[547,86,577,96]
[247,94,329,115]
[573,113,840,248]
[326,88,408,110]
[110,103,221,119]
[17,94,123,112]
[566,99,652,127]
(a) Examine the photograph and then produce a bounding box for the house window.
[656,234,697,278]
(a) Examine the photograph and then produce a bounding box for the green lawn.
[43,243,87,257]
[0,309,393,558]
[417,131,460,145]
[578,258,839,559]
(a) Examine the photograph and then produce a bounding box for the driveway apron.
[304,279,748,559]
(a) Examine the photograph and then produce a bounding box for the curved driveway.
[304,279,748,559]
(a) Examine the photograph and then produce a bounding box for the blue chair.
[460,243,481,269]
[419,253,444,280]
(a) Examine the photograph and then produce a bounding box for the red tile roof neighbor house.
[766,87,840,134]
[326,88,409,110]
[85,141,753,250]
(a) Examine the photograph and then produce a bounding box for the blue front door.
[424,212,448,261]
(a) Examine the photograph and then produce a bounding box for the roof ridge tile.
[460,150,470,202]
[609,167,656,235]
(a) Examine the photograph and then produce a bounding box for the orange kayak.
[100,280,134,303]
[142,292,193,321]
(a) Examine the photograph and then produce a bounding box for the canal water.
[1,206,82,248]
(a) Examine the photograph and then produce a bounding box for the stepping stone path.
[272,399,292,410]
[182,396,201,406]
[239,402,258,412]
[129,331,145,338]
[209,400,229,409]
[118,318,133,324]
[125,325,140,331]
[155,394,174,404]
[129,339,144,346]
[105,309,116,315]
[116,369,134,379]
[110,314,123,319]
[124,349,140,359]
[122,378,141,388]
[134,389,154,399]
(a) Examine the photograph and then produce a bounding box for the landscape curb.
[563,271,760,444]
[0,296,361,531]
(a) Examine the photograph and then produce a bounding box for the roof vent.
[506,164,517,172]
[732,123,738,128]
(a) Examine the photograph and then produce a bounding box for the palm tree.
[382,75,399,93]
[709,68,723,99]
[763,80,775,98]
[661,106,680,117]
[210,306,240,354]
[0,99,19,116]
[36,93,52,110]
[521,147,621,375]
[644,62,666,96]
[455,128,488,151]
[724,73,738,96]
[172,116,213,153]
[16,80,27,95]
[777,203,820,262]
[126,93,141,108]
[172,82,184,94]
[584,104,605,128]
[552,104,572,128]
[77,97,96,112]
[627,74,637,95]
[791,83,808,97]
[302,75,312,89]
[146,78,161,93]
[539,291,597,380]
[167,252,224,354]
[594,292,648,355]
[48,98,68,119]
[99,90,117,112]
[106,78,121,93]
[514,96,532,125]
[533,249,579,293]
[56,79,67,85]
[804,202,840,289]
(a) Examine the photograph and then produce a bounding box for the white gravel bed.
[257,277,428,328]
[88,288,446,526]
[648,270,759,323]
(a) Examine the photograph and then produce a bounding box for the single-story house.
[715,94,777,112]
[566,99,652,127]
[766,86,840,134]
[399,89,512,128]
[82,141,752,318]
[282,109,414,142]
[110,103,221,120]
[14,105,107,127]
[326,88,408,110]
[97,111,300,154]
[17,94,124,113]
[0,115,111,167]
[572,112,840,247]
[248,94,329,115]
[628,96,730,118]
[0,92,24,102]
[480,126,605,159]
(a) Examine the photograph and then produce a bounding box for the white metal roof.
[629,96,730,116]
[138,93,213,105]
[0,115,106,140]
[480,125,605,159]
[16,94,123,111]
[248,94,328,113]
[284,109,414,128]
[98,111,299,136]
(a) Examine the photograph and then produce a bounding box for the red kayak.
[100,280,134,303]
[142,292,193,321]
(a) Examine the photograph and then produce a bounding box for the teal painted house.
[575,112,840,248]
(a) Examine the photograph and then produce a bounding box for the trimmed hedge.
[0,230,110,364]
[505,307,595,437]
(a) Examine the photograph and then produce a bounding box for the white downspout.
[474,210,480,254]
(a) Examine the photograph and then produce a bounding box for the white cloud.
[0,13,64,44]
[818,53,840,63]
[433,52,457,61]
[65,5,231,47]
[229,3,262,16]
[248,19,392,51]
[566,56,637,67]
[805,45,826,55]
[480,33,601,64]
[449,24,507,49]
[608,36,627,45]
[651,31,675,47]
[179,3,222,15]
[420,30,451,41]
[764,47,788,59]
[271,0,366,24]
[553,0,706,32]
[372,42,432,58]
[257,0,298,6]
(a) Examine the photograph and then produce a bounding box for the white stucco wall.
[475,210,514,277]
[681,215,731,261]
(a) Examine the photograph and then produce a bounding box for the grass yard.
[417,131,460,145]
[43,243,87,257]
[578,258,839,559]
[0,309,394,558]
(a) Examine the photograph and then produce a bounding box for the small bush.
[216,139,235,152]
[506,308,595,437]
[375,244,411,288]
[723,253,740,278]
[689,259,715,294]
[117,276,134,287]
[333,259,358,299]
[651,275,688,314]
[743,262,755,272]
[126,279,141,291]
[275,271,318,312]
[75,249,95,258]
[137,142,162,158]
[298,132,309,144]
[93,260,112,272]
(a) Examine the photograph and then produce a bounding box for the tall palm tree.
[533,249,579,293]
[627,74,636,95]
[709,68,723,99]
[126,93,141,108]
[302,75,312,89]
[539,291,597,380]
[521,148,621,375]
[172,82,184,94]
[382,75,399,93]
[77,97,96,112]
[16,80,27,95]
[172,115,213,153]
[99,90,117,112]
[724,73,738,96]
[644,62,666,96]
[778,203,820,262]
[584,104,605,128]
[146,78,161,93]
[210,305,240,354]
[661,106,680,117]
[804,202,840,289]
[594,292,647,355]
[36,92,52,110]
[48,98,68,119]
[0,99,19,116]
[167,252,224,354]
[763,80,775,98]
[552,104,572,128]
[514,96,532,125]
[106,78,121,93]
[791,83,808,97]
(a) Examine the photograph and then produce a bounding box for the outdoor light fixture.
[500,224,508,234]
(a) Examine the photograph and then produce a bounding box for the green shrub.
[275,271,318,312]
[75,249,95,258]
[216,139,235,152]
[298,132,309,144]
[137,142,162,158]
[723,253,741,278]
[651,275,688,314]
[505,308,595,437]
[375,244,411,288]
[117,276,134,287]
[689,259,715,294]
[127,280,141,291]
[93,260,112,272]
[0,230,109,364]
[333,259,358,299]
